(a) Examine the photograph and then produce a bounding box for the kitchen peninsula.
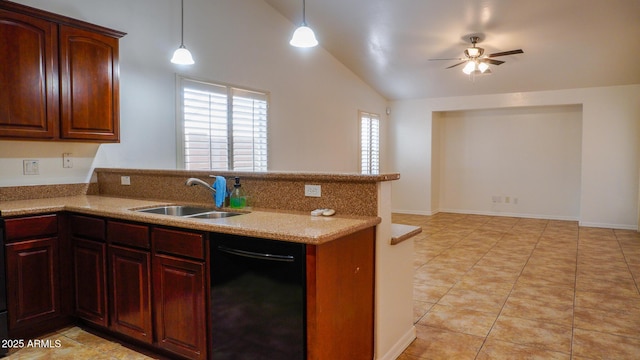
[0,169,415,360]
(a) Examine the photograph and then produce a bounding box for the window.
[359,111,380,174]
[177,76,268,171]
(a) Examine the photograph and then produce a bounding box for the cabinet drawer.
[5,214,58,242]
[70,215,106,241]
[152,228,205,260]
[108,221,149,249]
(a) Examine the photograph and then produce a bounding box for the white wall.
[436,105,582,220]
[391,85,640,230]
[0,0,388,186]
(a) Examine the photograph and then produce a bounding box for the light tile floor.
[5,326,156,359]
[6,212,640,359]
[394,212,640,360]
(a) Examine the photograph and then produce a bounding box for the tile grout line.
[570,224,580,359]
[472,218,549,359]
[614,230,640,296]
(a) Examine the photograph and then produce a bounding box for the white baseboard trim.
[391,209,638,230]
[438,208,579,222]
[376,326,416,360]
[579,221,638,231]
[391,209,436,216]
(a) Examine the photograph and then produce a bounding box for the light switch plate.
[121,176,131,185]
[23,160,39,175]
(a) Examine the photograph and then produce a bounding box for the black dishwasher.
[211,234,306,359]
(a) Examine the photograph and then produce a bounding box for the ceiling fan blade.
[482,58,505,65]
[487,49,524,57]
[445,61,467,69]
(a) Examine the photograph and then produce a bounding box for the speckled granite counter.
[0,195,380,245]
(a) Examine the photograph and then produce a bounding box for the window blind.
[360,111,380,175]
[180,78,268,171]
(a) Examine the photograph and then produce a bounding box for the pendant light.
[289,0,318,48]
[171,0,194,65]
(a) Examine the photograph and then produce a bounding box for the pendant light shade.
[171,45,194,65]
[171,0,194,65]
[290,25,318,48]
[290,0,318,48]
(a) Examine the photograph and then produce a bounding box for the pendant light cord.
[180,0,185,46]
[302,0,307,25]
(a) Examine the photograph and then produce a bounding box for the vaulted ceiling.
[264,0,640,100]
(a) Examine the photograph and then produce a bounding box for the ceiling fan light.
[467,47,480,57]
[462,61,476,75]
[478,62,489,73]
[290,25,318,47]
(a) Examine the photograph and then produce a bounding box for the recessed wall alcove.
[431,104,583,220]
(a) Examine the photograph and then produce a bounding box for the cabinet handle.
[217,245,295,262]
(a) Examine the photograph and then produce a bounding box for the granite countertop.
[390,223,422,245]
[0,195,380,245]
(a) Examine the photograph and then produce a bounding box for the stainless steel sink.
[134,205,245,219]
[186,211,244,219]
[135,205,216,216]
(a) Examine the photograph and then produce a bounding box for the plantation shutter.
[183,80,229,170]
[231,88,268,171]
[180,78,268,171]
[360,111,380,175]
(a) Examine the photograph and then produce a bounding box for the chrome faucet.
[185,177,216,194]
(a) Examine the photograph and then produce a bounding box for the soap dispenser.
[229,177,246,209]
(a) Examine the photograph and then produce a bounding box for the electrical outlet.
[505,196,510,204]
[62,153,73,168]
[23,160,39,175]
[120,176,131,185]
[304,184,321,197]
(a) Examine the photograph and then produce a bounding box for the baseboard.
[391,209,436,216]
[391,209,638,231]
[376,326,416,360]
[579,221,638,231]
[438,208,579,221]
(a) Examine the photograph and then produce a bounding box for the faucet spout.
[185,178,216,194]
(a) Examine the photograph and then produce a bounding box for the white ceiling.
[264,0,640,100]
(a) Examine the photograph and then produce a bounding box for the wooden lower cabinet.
[3,214,62,337]
[72,238,108,327]
[152,253,207,360]
[5,237,60,330]
[70,214,108,327]
[109,245,152,343]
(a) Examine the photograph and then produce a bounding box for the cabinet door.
[5,237,60,330]
[73,238,107,327]
[153,254,206,360]
[0,9,58,139]
[109,245,152,344]
[59,25,119,142]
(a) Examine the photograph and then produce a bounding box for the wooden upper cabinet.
[0,9,58,139]
[59,25,119,142]
[0,1,125,143]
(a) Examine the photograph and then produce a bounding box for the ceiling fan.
[430,36,523,75]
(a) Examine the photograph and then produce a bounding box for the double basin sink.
[135,205,245,219]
